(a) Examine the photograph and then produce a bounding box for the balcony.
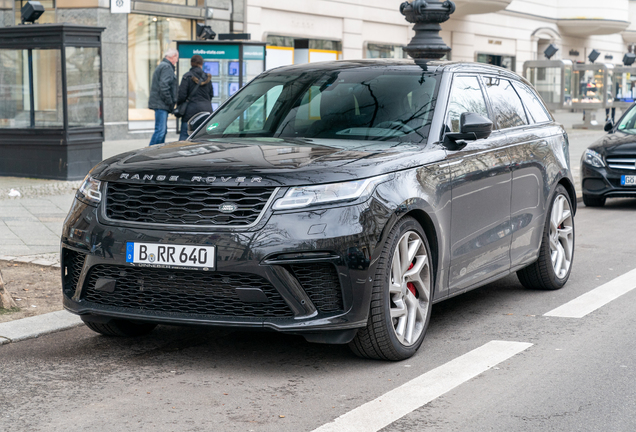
[453,0,512,16]
[558,0,630,36]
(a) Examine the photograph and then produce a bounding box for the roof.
[266,58,525,81]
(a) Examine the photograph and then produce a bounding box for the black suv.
[62,60,576,360]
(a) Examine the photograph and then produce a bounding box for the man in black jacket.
[177,54,214,141]
[148,49,179,146]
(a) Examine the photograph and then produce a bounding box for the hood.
[92,138,445,188]
[590,130,636,155]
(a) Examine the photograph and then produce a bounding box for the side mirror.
[604,120,614,132]
[187,112,212,136]
[444,112,493,150]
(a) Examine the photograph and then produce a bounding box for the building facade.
[1,0,635,139]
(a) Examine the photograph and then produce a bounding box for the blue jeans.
[149,109,169,146]
[179,118,189,141]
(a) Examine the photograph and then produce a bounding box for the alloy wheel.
[389,231,431,346]
[549,194,574,279]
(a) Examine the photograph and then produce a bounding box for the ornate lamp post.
[400,0,456,60]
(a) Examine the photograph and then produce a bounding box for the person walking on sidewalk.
[176,54,214,141]
[148,48,179,146]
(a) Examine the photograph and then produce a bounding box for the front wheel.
[517,185,575,290]
[582,194,606,207]
[349,217,433,361]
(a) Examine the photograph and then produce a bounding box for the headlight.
[583,149,605,168]
[78,175,102,204]
[273,174,390,210]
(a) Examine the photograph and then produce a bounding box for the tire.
[582,193,606,207]
[83,319,157,337]
[517,185,575,290]
[349,217,433,361]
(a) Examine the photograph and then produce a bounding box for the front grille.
[105,183,274,226]
[290,263,343,313]
[82,265,293,318]
[63,249,86,295]
[606,156,636,171]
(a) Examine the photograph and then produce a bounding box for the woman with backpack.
[176,54,214,141]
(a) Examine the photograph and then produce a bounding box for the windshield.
[617,104,636,134]
[192,67,440,143]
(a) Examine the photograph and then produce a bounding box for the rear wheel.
[517,185,574,290]
[83,319,157,337]
[349,217,433,361]
[582,194,606,207]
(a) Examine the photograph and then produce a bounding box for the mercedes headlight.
[273,174,390,210]
[583,149,605,168]
[78,175,102,205]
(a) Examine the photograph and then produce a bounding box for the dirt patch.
[0,261,63,323]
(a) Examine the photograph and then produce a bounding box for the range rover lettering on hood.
[119,173,263,183]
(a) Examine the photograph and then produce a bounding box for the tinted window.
[446,76,489,133]
[193,69,440,143]
[483,77,528,129]
[512,81,551,123]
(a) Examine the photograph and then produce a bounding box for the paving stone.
[0,256,17,261]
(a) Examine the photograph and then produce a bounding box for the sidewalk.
[0,115,607,267]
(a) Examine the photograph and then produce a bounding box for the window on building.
[14,0,55,24]
[128,15,194,122]
[446,76,489,133]
[483,77,528,129]
[476,53,516,72]
[366,43,407,59]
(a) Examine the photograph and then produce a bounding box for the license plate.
[621,175,636,186]
[126,242,215,269]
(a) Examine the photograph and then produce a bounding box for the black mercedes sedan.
[581,104,636,206]
[61,60,576,360]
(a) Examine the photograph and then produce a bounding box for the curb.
[0,255,60,269]
[0,310,83,345]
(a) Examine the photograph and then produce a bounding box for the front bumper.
[61,195,391,342]
[580,163,636,199]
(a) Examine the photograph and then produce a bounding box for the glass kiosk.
[611,66,636,109]
[571,63,614,129]
[523,59,573,111]
[0,24,104,180]
[176,41,267,113]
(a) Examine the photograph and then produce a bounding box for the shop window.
[366,43,407,59]
[128,15,193,122]
[0,48,63,128]
[476,53,516,72]
[66,47,102,127]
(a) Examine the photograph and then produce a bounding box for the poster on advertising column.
[111,0,130,14]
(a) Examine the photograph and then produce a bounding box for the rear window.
[483,77,528,129]
[513,81,551,124]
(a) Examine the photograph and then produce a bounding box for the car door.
[504,80,562,268]
[444,74,512,294]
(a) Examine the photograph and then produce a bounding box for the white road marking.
[544,268,636,318]
[311,340,532,432]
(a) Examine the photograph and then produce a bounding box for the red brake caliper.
[407,263,417,297]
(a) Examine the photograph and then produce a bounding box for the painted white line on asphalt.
[0,310,83,343]
[311,340,532,432]
[545,268,636,318]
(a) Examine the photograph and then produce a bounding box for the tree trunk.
[0,270,18,309]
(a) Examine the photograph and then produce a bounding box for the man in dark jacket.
[177,54,214,141]
[148,49,178,146]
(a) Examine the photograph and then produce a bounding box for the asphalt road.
[1,198,636,432]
